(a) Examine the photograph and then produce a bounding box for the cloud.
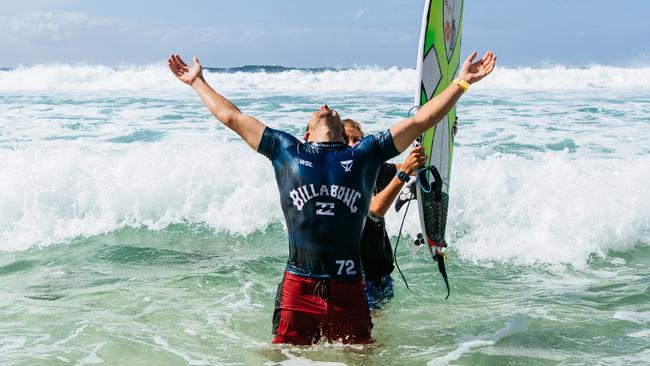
[354,9,367,21]
[0,11,268,51]
[0,12,119,44]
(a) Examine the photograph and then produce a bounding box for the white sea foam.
[2,64,650,93]
[626,329,650,338]
[0,64,413,94]
[383,150,650,267]
[427,316,528,366]
[78,342,106,365]
[1,134,647,267]
[0,337,26,352]
[614,311,650,324]
[0,63,648,267]
[263,350,348,366]
[152,336,210,365]
[440,152,650,267]
[0,64,181,93]
[0,139,280,252]
[480,65,650,90]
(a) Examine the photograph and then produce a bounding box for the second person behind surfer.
[344,119,426,310]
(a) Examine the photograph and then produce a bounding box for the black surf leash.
[394,168,451,299]
[435,250,450,300]
[393,186,414,290]
[392,105,421,290]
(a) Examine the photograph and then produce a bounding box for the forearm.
[390,83,465,152]
[190,77,265,150]
[191,77,241,125]
[369,178,404,218]
[413,84,464,130]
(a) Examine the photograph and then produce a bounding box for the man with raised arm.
[168,51,496,345]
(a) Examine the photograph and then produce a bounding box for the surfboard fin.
[410,233,425,255]
[395,180,416,212]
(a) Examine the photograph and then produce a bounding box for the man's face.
[305,105,346,142]
[345,126,363,147]
[311,105,340,124]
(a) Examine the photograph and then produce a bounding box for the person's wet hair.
[342,119,363,136]
[342,119,364,146]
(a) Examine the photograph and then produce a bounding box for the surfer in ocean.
[343,119,426,310]
[167,50,495,344]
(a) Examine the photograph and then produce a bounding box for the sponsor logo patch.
[294,158,314,168]
[340,160,353,172]
[289,184,361,213]
[315,202,335,216]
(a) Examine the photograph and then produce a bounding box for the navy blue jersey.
[258,127,399,280]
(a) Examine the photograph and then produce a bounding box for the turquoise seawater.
[0,65,649,365]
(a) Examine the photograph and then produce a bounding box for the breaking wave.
[1,138,648,268]
[2,64,650,93]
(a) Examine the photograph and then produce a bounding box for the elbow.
[413,113,442,129]
[369,203,387,218]
[369,202,381,216]
[410,116,430,136]
[216,109,239,127]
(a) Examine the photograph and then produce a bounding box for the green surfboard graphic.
[417,0,464,192]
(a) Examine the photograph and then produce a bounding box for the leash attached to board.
[393,163,451,299]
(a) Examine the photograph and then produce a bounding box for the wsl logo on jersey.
[294,157,314,168]
[289,184,361,214]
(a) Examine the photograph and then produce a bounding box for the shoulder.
[258,127,302,159]
[264,127,301,145]
[356,131,384,151]
[355,130,399,159]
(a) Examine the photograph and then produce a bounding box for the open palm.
[168,54,203,85]
[459,51,497,85]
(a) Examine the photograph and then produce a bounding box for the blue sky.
[1,0,648,68]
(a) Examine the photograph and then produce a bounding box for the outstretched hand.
[168,54,203,86]
[459,51,497,85]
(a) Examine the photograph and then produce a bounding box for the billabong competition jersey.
[258,127,399,280]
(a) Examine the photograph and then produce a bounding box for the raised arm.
[168,54,266,150]
[370,146,425,217]
[390,51,496,152]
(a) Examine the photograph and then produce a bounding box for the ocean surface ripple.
[0,65,648,365]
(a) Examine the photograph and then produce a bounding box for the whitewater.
[0,64,648,365]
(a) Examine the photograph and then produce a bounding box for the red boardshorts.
[272,272,373,345]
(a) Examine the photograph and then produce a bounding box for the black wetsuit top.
[258,127,399,281]
[360,163,397,281]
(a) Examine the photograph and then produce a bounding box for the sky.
[1,0,649,68]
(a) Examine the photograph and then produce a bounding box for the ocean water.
[0,64,649,365]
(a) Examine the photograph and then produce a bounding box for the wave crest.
[2,64,650,92]
[1,140,648,267]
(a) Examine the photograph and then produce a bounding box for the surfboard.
[414,0,464,299]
